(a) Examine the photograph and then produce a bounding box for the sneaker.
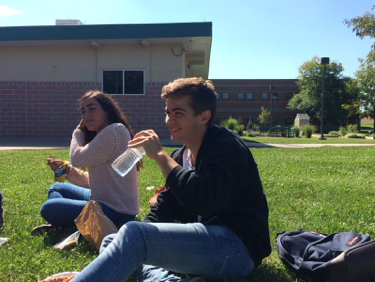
[31,224,59,235]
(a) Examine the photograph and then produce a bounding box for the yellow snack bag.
[54,160,69,182]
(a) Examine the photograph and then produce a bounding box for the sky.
[0,0,374,80]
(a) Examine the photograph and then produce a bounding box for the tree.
[345,7,375,130]
[287,56,360,127]
[257,106,270,125]
[341,77,362,129]
[344,6,375,64]
[355,63,375,130]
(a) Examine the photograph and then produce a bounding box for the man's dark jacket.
[145,125,271,267]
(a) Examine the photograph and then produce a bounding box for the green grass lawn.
[361,121,374,133]
[1,146,375,281]
[242,135,375,144]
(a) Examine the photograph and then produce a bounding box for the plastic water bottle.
[112,147,145,177]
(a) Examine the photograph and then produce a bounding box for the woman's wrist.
[66,165,71,175]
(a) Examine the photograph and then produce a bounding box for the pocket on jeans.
[201,252,244,281]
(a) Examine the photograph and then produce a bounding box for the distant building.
[212,79,300,127]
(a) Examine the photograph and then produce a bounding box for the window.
[261,92,268,100]
[216,92,220,100]
[222,92,230,100]
[103,70,145,95]
[271,92,278,100]
[271,118,277,125]
[285,118,293,125]
[237,92,244,100]
[285,92,293,100]
[246,92,253,100]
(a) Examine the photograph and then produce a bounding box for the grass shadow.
[361,125,374,133]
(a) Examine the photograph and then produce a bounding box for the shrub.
[303,125,316,138]
[246,131,257,137]
[221,117,245,135]
[294,126,300,137]
[235,124,245,136]
[345,133,366,139]
[328,131,340,135]
[246,119,253,131]
[339,124,358,136]
[221,117,237,131]
[346,124,358,133]
[339,126,347,136]
[257,106,270,125]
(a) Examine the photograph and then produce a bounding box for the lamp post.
[270,86,275,125]
[269,86,275,137]
[319,57,329,140]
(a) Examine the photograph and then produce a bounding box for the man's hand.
[128,130,179,179]
[128,130,163,160]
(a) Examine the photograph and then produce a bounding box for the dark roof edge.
[0,22,212,42]
[210,78,298,81]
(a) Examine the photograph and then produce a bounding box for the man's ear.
[200,110,211,125]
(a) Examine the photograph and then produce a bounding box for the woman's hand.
[46,157,59,172]
[46,157,71,175]
[77,119,86,131]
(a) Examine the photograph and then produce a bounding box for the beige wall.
[0,43,186,83]
[150,44,186,82]
[0,45,97,81]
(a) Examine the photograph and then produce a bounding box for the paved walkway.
[0,138,374,150]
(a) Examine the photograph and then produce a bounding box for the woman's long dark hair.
[79,91,143,171]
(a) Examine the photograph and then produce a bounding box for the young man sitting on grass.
[70,77,271,282]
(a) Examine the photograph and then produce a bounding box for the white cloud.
[0,5,21,18]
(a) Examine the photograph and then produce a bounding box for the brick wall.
[211,79,300,127]
[361,117,374,123]
[0,81,171,139]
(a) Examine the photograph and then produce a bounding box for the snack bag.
[53,231,80,251]
[49,155,69,182]
[54,160,69,182]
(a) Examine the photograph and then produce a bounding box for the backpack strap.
[276,230,305,271]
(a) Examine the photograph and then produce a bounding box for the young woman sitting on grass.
[31,91,142,234]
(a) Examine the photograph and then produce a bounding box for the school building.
[212,79,299,128]
[0,20,300,139]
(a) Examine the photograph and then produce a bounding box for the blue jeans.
[40,182,135,229]
[70,221,255,282]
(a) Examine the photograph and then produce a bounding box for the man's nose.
[166,115,174,124]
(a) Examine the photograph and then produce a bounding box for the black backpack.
[276,229,374,281]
